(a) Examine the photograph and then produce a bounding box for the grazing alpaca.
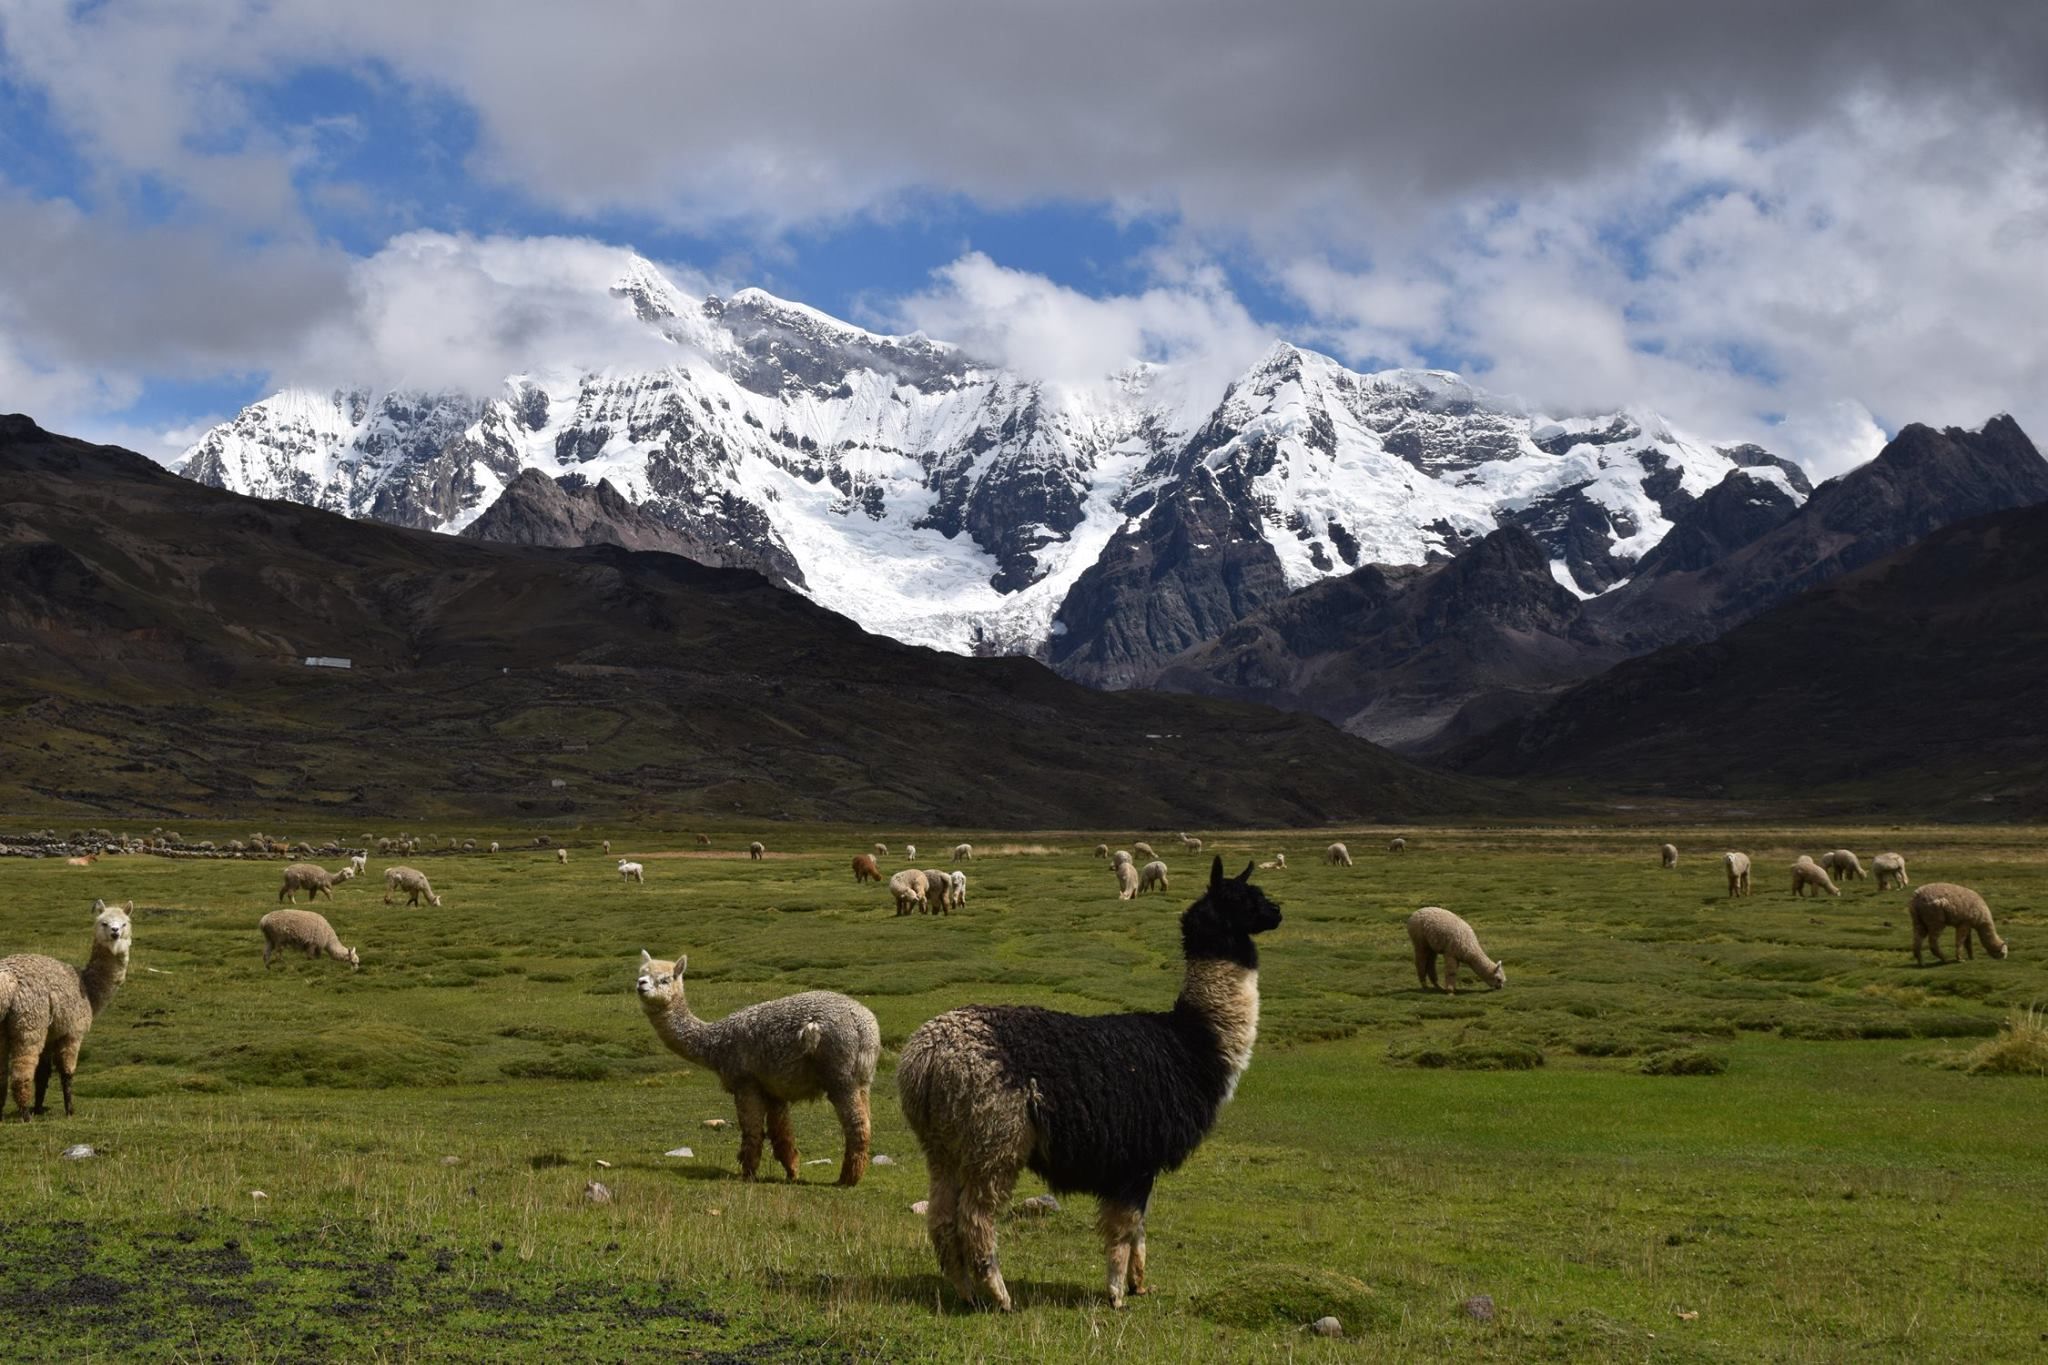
[898,858,1282,1311]
[1909,883,2009,965]
[636,952,881,1185]
[1405,907,1504,994]
[852,853,881,884]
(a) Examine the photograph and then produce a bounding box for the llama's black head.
[1181,857,1282,968]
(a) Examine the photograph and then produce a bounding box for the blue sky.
[2,1,2043,474]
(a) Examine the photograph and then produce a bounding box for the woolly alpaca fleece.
[1791,856,1840,898]
[1821,850,1866,882]
[1406,906,1505,994]
[897,857,1282,1311]
[0,900,132,1120]
[1909,883,2009,965]
[635,952,881,1185]
[1725,852,1752,897]
[1873,852,1910,891]
[259,909,360,971]
[890,869,928,915]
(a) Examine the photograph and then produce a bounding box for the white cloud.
[891,252,1273,413]
[1272,102,2048,475]
[1,3,2045,478]
[287,232,701,393]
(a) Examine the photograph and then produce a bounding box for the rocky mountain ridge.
[178,251,1806,676]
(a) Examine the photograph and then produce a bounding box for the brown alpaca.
[0,901,132,1120]
[636,952,880,1185]
[852,853,881,884]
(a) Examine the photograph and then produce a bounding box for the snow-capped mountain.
[178,252,1806,674]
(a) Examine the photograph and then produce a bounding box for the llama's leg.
[8,1047,36,1121]
[830,1085,871,1187]
[955,1165,1018,1311]
[1444,955,1460,995]
[1957,926,1972,960]
[1127,1214,1149,1297]
[31,1053,52,1114]
[54,1037,81,1116]
[1097,1200,1149,1308]
[766,1098,800,1180]
[732,1085,768,1180]
[923,1164,974,1301]
[1412,942,1431,990]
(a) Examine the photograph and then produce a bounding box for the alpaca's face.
[93,901,132,956]
[636,950,687,1007]
[1487,961,1506,990]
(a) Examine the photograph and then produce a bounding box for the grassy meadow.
[2,823,2045,1362]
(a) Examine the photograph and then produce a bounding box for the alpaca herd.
[8,824,2017,1321]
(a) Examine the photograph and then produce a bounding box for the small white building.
[303,656,353,669]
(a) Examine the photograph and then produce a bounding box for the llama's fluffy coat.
[1724,852,1752,898]
[1873,852,1910,891]
[0,901,132,1120]
[1791,856,1840,898]
[636,953,881,1185]
[1405,907,1504,994]
[1908,883,2008,965]
[897,858,1281,1311]
[259,909,360,971]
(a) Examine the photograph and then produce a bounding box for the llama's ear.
[676,954,687,974]
[639,949,652,965]
[91,899,106,914]
[1209,856,1225,890]
[1237,861,1255,883]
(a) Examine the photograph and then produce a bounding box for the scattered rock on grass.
[584,1181,613,1204]
[60,1144,96,1160]
[664,1147,694,1159]
[911,1200,929,1216]
[872,1154,896,1167]
[1311,1315,1343,1337]
[702,1118,727,1129]
[1462,1294,1496,1323]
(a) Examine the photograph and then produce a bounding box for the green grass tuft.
[1192,1264,1401,1333]
[1961,1004,2048,1076]
[1640,1048,1729,1076]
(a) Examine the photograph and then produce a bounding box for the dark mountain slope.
[460,468,723,562]
[1152,527,1620,752]
[1586,416,2048,652]
[0,415,1501,825]
[1451,500,2048,815]
[1144,416,2047,755]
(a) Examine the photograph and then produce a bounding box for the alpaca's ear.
[1209,856,1225,889]
[1237,861,1255,883]
[639,949,652,965]
[676,954,688,974]
[91,899,106,913]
